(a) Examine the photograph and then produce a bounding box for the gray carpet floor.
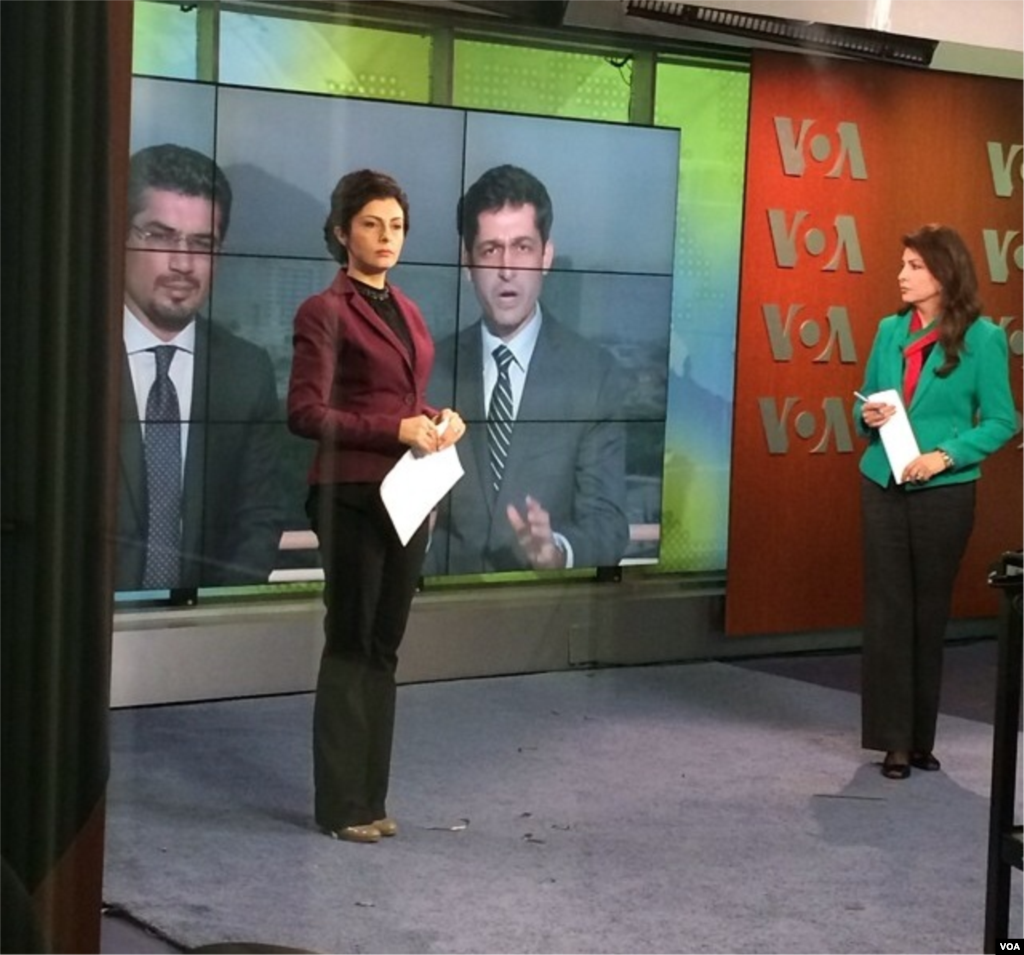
[103,657,1022,954]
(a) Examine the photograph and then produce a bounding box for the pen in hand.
[856,390,897,429]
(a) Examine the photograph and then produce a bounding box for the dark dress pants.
[860,477,975,753]
[307,483,428,830]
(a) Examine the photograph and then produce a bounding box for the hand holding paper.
[862,388,920,484]
[380,418,465,545]
[855,391,898,429]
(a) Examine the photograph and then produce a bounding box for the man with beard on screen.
[426,164,629,575]
[118,143,283,591]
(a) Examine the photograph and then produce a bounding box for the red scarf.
[903,311,940,406]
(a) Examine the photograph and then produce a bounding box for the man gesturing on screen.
[118,143,284,590]
[427,164,629,574]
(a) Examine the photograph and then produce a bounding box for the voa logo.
[995,316,1023,358]
[995,313,1024,446]
[768,210,865,272]
[982,229,1023,283]
[987,141,1022,198]
[774,118,868,179]
[762,304,858,363]
[759,396,854,454]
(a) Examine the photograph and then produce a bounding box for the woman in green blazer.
[854,224,1018,780]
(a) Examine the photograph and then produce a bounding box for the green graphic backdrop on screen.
[650,62,748,573]
[219,13,431,99]
[133,1,198,79]
[134,4,432,100]
[454,41,632,120]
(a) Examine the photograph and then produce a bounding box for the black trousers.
[859,477,976,753]
[306,483,428,830]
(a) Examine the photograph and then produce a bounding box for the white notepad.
[380,422,465,545]
[869,388,921,484]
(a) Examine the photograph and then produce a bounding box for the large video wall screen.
[121,77,679,591]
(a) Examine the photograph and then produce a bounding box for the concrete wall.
[110,577,995,706]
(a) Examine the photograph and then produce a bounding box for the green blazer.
[854,312,1019,489]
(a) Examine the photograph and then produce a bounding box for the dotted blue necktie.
[488,345,515,494]
[142,345,182,589]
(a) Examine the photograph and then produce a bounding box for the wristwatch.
[937,448,955,471]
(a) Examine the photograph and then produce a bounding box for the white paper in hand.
[380,423,465,545]
[869,388,921,484]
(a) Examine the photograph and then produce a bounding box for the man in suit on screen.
[426,164,629,575]
[117,143,284,591]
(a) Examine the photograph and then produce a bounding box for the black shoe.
[909,752,941,772]
[881,752,910,779]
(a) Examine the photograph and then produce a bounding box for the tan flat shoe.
[373,817,398,837]
[327,824,381,844]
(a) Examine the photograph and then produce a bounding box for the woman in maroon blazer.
[288,170,465,843]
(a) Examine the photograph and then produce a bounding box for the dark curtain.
[1,2,132,952]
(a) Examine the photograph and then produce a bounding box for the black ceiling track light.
[622,0,939,66]
[454,0,571,27]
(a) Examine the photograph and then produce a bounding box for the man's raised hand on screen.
[506,495,566,570]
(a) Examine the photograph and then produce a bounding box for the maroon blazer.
[287,270,437,484]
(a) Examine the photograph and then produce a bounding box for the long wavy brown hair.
[901,224,982,377]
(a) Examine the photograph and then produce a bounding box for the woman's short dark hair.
[324,169,410,265]
[902,224,982,376]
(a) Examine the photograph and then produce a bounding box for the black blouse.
[350,276,414,359]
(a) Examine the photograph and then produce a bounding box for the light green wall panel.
[219,14,431,100]
[644,62,750,574]
[133,0,197,79]
[454,41,631,121]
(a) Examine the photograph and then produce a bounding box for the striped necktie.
[488,344,515,494]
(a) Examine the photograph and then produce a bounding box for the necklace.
[352,278,391,302]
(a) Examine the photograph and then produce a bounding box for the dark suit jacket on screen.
[286,270,437,485]
[116,318,285,590]
[426,313,629,575]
